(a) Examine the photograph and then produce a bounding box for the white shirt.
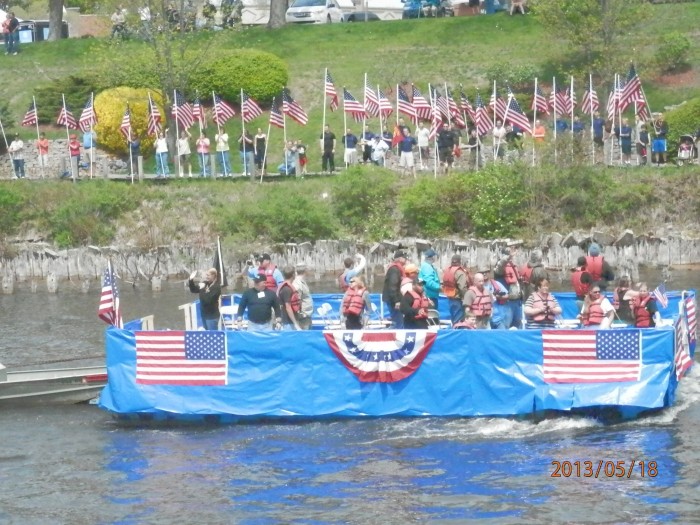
[9,139,24,159]
[177,137,191,155]
[416,126,430,147]
[371,140,389,161]
[216,133,229,152]
[493,126,506,145]
[155,137,168,154]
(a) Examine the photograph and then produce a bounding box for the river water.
[1,270,698,524]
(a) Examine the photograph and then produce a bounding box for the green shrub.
[34,75,104,126]
[330,166,398,240]
[399,176,466,236]
[0,185,27,235]
[188,50,288,105]
[665,97,700,154]
[655,32,692,73]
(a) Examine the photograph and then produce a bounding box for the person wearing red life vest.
[462,272,493,329]
[338,254,366,292]
[631,282,660,328]
[383,250,408,328]
[341,276,372,329]
[247,253,284,291]
[442,253,472,325]
[578,285,615,329]
[494,246,523,329]
[585,243,615,291]
[400,263,420,296]
[400,279,431,329]
[520,250,548,303]
[277,266,302,330]
[570,256,593,310]
[524,277,562,329]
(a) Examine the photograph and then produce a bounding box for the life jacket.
[632,295,654,328]
[571,269,590,297]
[582,297,605,326]
[467,286,493,317]
[488,279,508,304]
[504,262,520,285]
[408,290,430,319]
[259,264,278,291]
[585,255,604,282]
[277,281,301,313]
[520,265,533,285]
[528,292,557,322]
[342,288,365,316]
[338,269,350,292]
[387,261,405,278]
[442,265,471,299]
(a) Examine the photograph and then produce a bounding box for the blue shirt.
[593,118,605,138]
[399,136,416,153]
[419,261,440,300]
[343,134,358,149]
[83,131,96,149]
[572,121,585,134]
[554,120,568,133]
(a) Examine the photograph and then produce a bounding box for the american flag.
[192,95,206,128]
[581,89,599,115]
[412,85,432,121]
[21,101,37,127]
[428,101,443,140]
[212,93,236,125]
[445,88,465,128]
[652,282,669,309]
[531,85,550,115]
[431,87,449,121]
[489,91,507,121]
[119,106,132,139]
[241,91,262,124]
[364,77,380,117]
[78,94,98,132]
[343,88,366,123]
[474,92,492,136]
[542,329,641,384]
[135,330,227,386]
[56,103,78,129]
[172,90,194,129]
[637,102,652,121]
[98,262,123,328]
[397,86,417,124]
[567,86,577,114]
[504,89,532,134]
[460,90,476,123]
[269,98,285,129]
[282,88,308,126]
[325,70,339,112]
[686,296,697,347]
[607,75,624,117]
[147,96,162,136]
[619,64,643,113]
[377,88,393,117]
[549,88,570,117]
[674,315,693,381]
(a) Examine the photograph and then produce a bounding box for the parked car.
[285,0,354,24]
[342,11,382,22]
[402,0,453,18]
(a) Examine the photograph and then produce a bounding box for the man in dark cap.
[247,253,284,291]
[383,250,408,328]
[237,275,282,331]
[419,248,440,309]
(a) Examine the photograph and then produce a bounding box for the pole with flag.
[0,116,15,178]
[342,86,349,168]
[551,78,558,164]
[213,236,228,288]
[569,76,575,162]
[531,78,540,167]
[429,85,438,179]
[262,97,283,183]
[21,97,43,178]
[98,259,123,329]
[58,94,77,182]
[78,92,98,179]
[172,89,182,177]
[240,88,249,177]
[587,74,595,164]
[617,74,624,167]
[120,104,134,183]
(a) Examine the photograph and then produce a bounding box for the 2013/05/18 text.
[551,460,658,478]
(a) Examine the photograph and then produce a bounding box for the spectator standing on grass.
[82,129,97,174]
[320,124,336,174]
[238,130,254,177]
[195,132,210,177]
[416,120,430,169]
[110,7,126,38]
[342,128,358,167]
[360,124,374,164]
[8,134,25,178]
[398,129,417,177]
[296,140,307,175]
[215,129,231,176]
[154,130,169,177]
[254,128,266,175]
[68,133,82,179]
[371,135,389,166]
[36,132,50,176]
[177,130,192,177]
[5,12,19,55]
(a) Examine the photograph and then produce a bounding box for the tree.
[268,0,288,29]
[48,0,64,41]
[531,0,650,78]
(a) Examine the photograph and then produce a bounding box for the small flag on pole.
[21,101,38,127]
[57,103,78,129]
[98,261,123,328]
[119,106,132,138]
[281,88,308,126]
[325,70,339,112]
[269,98,285,129]
[240,91,263,124]
[78,95,98,132]
[212,93,237,125]
[652,283,669,309]
[147,95,162,136]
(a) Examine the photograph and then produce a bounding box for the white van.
[285,0,355,24]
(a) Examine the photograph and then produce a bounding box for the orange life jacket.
[571,269,590,297]
[520,265,533,285]
[408,290,430,319]
[259,264,278,291]
[632,295,654,328]
[585,255,604,282]
[342,288,366,316]
[504,261,520,285]
[442,265,471,299]
[387,261,405,278]
[467,286,493,317]
[528,292,557,322]
[582,297,605,326]
[277,281,301,313]
[338,269,350,292]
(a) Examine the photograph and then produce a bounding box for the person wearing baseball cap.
[383,249,408,328]
[246,252,284,291]
[419,248,440,309]
[237,274,282,331]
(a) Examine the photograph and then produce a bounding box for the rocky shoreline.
[2,227,699,294]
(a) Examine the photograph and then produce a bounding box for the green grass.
[1,3,699,173]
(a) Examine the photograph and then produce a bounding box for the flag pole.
[497,93,512,160]
[531,78,538,167]
[429,84,437,179]
[89,91,95,179]
[261,96,274,184]
[32,96,44,178]
[551,78,557,164]
[125,103,134,184]
[240,88,248,177]
[343,87,349,168]
[173,89,181,178]
[0,116,15,178]
[617,75,623,167]
[589,74,595,166]
[212,91,220,177]
[608,76,616,166]
[491,79,497,165]
[195,91,205,177]
[61,94,75,182]
[412,83,423,169]
[322,68,328,147]
[570,76,575,162]
[638,81,653,166]
[283,93,288,177]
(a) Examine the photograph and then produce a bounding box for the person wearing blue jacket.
[419,249,441,309]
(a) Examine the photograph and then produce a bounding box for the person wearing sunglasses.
[578,285,615,329]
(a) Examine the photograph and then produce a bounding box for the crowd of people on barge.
[187,243,664,332]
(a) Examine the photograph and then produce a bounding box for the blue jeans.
[155,152,169,176]
[240,151,254,176]
[12,159,25,178]
[248,321,272,332]
[197,153,209,177]
[504,300,522,329]
[6,32,18,54]
[278,163,295,176]
[203,317,219,330]
[448,298,465,325]
[217,151,231,175]
[385,303,404,329]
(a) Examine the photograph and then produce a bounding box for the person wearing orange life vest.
[337,254,366,292]
[247,253,284,291]
[482,267,509,330]
[570,256,594,310]
[453,312,477,330]
[578,284,615,329]
[443,254,472,325]
[520,250,548,303]
[400,278,431,329]
[524,277,562,329]
[585,243,615,291]
[341,276,372,329]
[494,246,523,329]
[277,266,302,330]
[383,250,408,328]
[400,263,421,296]
[462,272,493,329]
[631,282,660,328]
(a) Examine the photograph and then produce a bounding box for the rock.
[592,230,615,246]
[547,232,563,248]
[561,232,581,248]
[614,230,635,247]
[415,239,431,250]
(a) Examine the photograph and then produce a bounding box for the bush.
[330,166,398,240]
[0,186,27,236]
[34,75,104,126]
[482,62,540,92]
[655,32,692,73]
[94,87,165,155]
[665,97,700,153]
[188,50,288,106]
